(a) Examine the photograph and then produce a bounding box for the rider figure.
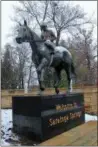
[40,22,56,65]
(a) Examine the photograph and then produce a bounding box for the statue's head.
[16,20,30,44]
[40,22,47,31]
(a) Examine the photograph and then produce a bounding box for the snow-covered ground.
[85,114,98,122]
[1,109,38,146]
[1,109,98,146]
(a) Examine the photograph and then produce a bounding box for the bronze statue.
[16,20,76,94]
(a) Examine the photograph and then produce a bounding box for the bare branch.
[43,1,49,21]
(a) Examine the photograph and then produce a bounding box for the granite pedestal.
[12,93,85,141]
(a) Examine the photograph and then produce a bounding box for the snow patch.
[85,114,98,122]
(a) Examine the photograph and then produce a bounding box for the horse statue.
[16,20,76,94]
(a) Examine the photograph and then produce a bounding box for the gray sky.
[1,1,97,48]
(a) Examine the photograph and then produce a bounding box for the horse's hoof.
[55,88,60,94]
[63,92,66,96]
[40,87,45,91]
[37,90,44,96]
[66,90,72,95]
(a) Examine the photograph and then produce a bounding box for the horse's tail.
[62,51,77,78]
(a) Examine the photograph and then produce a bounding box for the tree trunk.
[21,76,24,89]
[56,30,61,46]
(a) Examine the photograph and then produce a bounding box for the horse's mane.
[29,27,42,42]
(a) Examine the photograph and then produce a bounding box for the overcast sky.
[1,1,97,48]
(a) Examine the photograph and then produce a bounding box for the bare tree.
[13,1,91,44]
[47,1,91,45]
[14,44,31,89]
[11,1,95,87]
[13,1,49,27]
[1,44,19,89]
[67,26,97,85]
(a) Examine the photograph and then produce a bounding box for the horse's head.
[16,20,31,44]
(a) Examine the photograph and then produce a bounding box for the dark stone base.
[12,93,85,141]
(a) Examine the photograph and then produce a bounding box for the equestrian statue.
[16,20,76,94]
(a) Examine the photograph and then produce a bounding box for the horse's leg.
[37,58,48,92]
[65,65,73,93]
[37,69,45,95]
[40,69,45,90]
[54,69,61,94]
